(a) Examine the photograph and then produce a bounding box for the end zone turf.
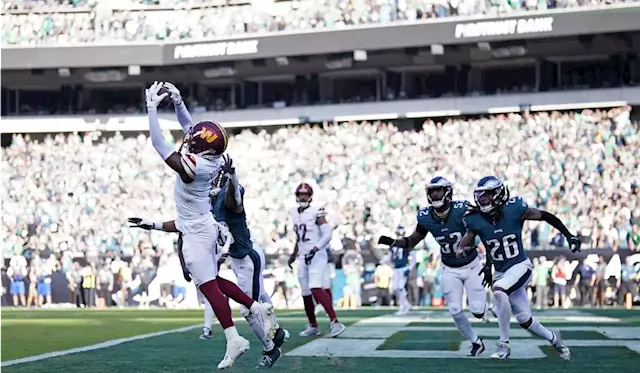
[2,308,639,373]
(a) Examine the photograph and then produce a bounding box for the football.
[157,86,172,109]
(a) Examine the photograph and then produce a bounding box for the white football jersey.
[290,205,327,255]
[174,153,221,234]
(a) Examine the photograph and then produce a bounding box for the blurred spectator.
[618,256,636,309]
[420,260,437,306]
[532,256,550,309]
[96,261,114,308]
[37,264,53,306]
[271,264,289,308]
[26,266,39,307]
[67,262,82,306]
[576,258,595,306]
[81,263,97,307]
[374,261,392,306]
[551,257,568,308]
[7,263,26,307]
[593,255,608,307]
[3,0,636,46]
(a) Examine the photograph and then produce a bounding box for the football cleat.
[273,327,290,348]
[200,327,212,340]
[490,342,511,360]
[468,339,485,356]
[256,348,281,369]
[395,303,411,316]
[217,337,250,369]
[550,329,571,361]
[254,302,277,341]
[329,320,346,338]
[299,324,321,337]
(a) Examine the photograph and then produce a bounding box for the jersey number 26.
[486,233,519,261]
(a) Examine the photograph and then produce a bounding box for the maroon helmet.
[182,121,228,156]
[295,183,313,207]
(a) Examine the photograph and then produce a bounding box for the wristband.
[153,222,163,231]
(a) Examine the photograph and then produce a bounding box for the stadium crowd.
[2,107,639,307]
[2,0,638,45]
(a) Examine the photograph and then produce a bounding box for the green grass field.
[2,307,639,372]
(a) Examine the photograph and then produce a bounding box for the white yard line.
[1,324,201,367]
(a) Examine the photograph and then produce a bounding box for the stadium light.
[128,65,141,76]
[58,68,70,77]
[353,50,367,61]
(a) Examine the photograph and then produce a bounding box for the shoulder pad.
[180,153,197,180]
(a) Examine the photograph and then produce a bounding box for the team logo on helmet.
[184,121,228,157]
[426,176,453,210]
[295,183,314,208]
[474,176,509,214]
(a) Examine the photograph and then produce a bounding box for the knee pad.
[493,289,509,304]
[515,311,532,327]
[469,301,486,317]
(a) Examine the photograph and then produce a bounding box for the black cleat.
[273,327,289,348]
[256,348,281,369]
[468,339,485,356]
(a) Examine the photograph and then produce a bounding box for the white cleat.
[329,320,346,338]
[217,337,250,369]
[254,302,277,341]
[550,329,571,361]
[395,304,411,316]
[490,342,511,360]
[199,327,212,340]
[299,324,322,337]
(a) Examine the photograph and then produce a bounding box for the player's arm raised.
[146,81,196,184]
[127,217,179,232]
[163,82,193,133]
[521,207,581,253]
[221,155,244,214]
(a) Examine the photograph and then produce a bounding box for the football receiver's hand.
[288,254,296,269]
[304,249,317,265]
[163,82,183,105]
[145,81,168,110]
[378,235,395,246]
[480,262,492,288]
[568,235,581,253]
[454,245,469,258]
[128,217,158,230]
[221,154,235,175]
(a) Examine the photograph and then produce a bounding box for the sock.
[325,288,332,301]
[527,317,554,342]
[452,311,479,344]
[311,288,337,321]
[199,279,234,329]
[303,295,318,327]
[247,313,275,352]
[217,276,254,309]
[204,299,214,330]
[223,326,240,341]
[493,290,511,343]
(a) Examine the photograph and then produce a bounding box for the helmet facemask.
[427,185,452,217]
[296,192,312,208]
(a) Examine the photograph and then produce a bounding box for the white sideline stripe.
[1,324,201,367]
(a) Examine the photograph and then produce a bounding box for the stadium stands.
[2,0,637,45]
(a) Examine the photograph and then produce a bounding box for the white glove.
[145,81,168,111]
[128,217,162,231]
[454,245,471,258]
[163,82,183,105]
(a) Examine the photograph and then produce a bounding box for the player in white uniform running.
[287,183,346,338]
[136,82,274,369]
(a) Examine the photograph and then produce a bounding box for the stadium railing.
[0,87,638,133]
